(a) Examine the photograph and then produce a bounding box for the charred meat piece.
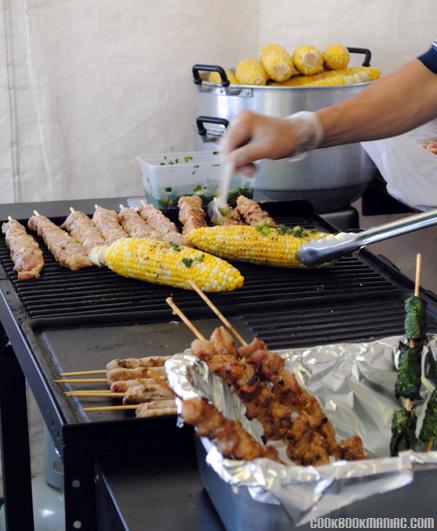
[135,400,176,418]
[28,213,91,270]
[235,196,277,227]
[178,196,207,235]
[61,210,105,253]
[338,435,368,461]
[2,217,44,279]
[182,397,281,462]
[93,205,128,244]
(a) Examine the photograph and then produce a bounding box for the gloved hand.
[220,110,324,175]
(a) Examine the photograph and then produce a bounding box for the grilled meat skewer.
[93,205,128,244]
[235,196,277,227]
[118,206,161,239]
[2,217,44,279]
[178,196,207,236]
[106,356,170,371]
[61,209,106,253]
[28,212,91,270]
[138,203,188,246]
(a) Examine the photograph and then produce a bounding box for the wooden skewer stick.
[83,404,139,413]
[7,216,12,222]
[414,253,422,297]
[65,391,124,398]
[69,207,76,214]
[33,210,40,216]
[427,440,433,452]
[165,297,205,341]
[59,369,107,377]
[140,200,146,207]
[54,378,107,384]
[189,281,248,346]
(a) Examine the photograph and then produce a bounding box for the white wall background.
[1,0,436,205]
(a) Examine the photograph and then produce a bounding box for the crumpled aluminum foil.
[165,336,437,526]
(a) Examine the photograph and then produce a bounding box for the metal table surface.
[0,198,435,531]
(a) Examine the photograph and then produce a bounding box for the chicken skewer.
[138,201,188,246]
[92,204,128,244]
[167,297,366,465]
[28,211,92,270]
[61,207,106,253]
[118,205,161,239]
[235,196,277,227]
[58,355,170,377]
[178,196,208,236]
[2,217,44,279]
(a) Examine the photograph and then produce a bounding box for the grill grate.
[0,225,403,321]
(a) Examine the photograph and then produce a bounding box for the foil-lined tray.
[165,336,437,527]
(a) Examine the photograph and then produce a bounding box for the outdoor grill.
[0,199,436,530]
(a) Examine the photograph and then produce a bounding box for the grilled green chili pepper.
[404,296,427,340]
[419,389,437,444]
[390,408,417,456]
[394,341,422,401]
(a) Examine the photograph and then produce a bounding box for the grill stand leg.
[0,330,35,531]
[63,435,97,531]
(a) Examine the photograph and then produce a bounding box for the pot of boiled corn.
[193,45,377,213]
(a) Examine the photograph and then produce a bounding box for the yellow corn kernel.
[322,44,350,70]
[272,66,380,87]
[292,45,323,75]
[187,225,328,268]
[208,68,239,85]
[89,238,244,292]
[344,66,381,80]
[259,44,297,82]
[235,58,268,86]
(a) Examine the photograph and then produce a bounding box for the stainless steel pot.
[192,48,376,212]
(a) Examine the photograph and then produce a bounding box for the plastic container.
[136,151,253,209]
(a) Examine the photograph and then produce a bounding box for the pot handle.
[192,64,230,87]
[196,116,229,137]
[347,47,372,66]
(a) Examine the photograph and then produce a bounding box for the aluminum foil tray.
[166,336,437,529]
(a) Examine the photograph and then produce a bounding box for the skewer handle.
[69,207,76,214]
[165,297,205,340]
[414,253,422,297]
[189,281,248,346]
[83,404,138,412]
[59,369,106,377]
[54,378,107,384]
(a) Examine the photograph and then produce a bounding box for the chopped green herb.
[193,184,202,193]
[192,170,197,175]
[168,161,174,165]
[165,187,172,193]
[182,258,193,268]
[195,254,205,262]
[291,226,307,238]
[277,225,288,235]
[175,158,179,164]
[160,162,165,166]
[390,408,417,456]
[184,155,193,162]
[170,243,181,252]
[256,222,272,236]
[212,151,219,155]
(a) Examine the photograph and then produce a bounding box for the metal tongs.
[297,209,437,266]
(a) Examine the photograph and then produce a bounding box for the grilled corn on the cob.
[292,45,323,75]
[208,68,239,85]
[259,44,297,82]
[89,238,244,292]
[187,225,328,268]
[235,58,268,86]
[322,44,350,70]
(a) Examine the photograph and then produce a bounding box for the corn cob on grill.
[89,237,244,292]
[187,224,328,268]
